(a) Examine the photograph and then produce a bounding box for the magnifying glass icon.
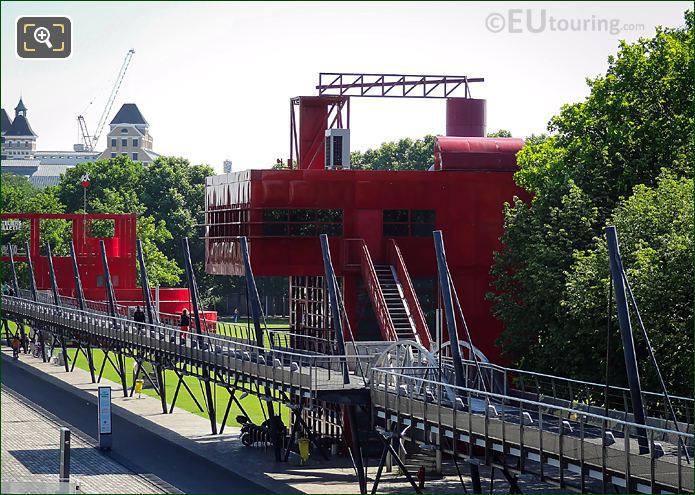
[33,27,53,49]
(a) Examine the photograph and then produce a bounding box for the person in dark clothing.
[268,414,286,462]
[133,306,146,335]
[21,331,29,354]
[35,331,45,359]
[133,306,146,323]
[179,309,190,345]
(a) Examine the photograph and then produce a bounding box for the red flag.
[81,173,90,188]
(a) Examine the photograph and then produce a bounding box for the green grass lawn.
[217,316,289,327]
[4,320,289,428]
[215,319,291,348]
[67,348,290,428]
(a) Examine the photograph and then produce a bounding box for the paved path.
[1,387,168,494]
[2,354,269,494]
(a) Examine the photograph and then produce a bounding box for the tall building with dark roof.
[1,108,12,159]
[2,98,37,159]
[1,109,11,132]
[98,103,159,164]
[1,97,99,187]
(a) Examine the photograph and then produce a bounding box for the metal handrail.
[434,356,693,426]
[24,288,295,351]
[387,239,432,348]
[372,366,693,492]
[371,366,694,440]
[359,241,398,341]
[3,295,369,392]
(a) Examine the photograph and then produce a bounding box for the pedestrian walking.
[21,331,29,354]
[11,335,21,360]
[133,306,146,334]
[179,308,190,345]
[233,308,240,323]
[35,331,44,358]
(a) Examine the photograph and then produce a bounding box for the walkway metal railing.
[20,288,299,354]
[435,355,694,429]
[3,295,369,396]
[371,366,694,493]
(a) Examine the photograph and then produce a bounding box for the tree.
[140,157,213,258]
[26,188,71,255]
[58,156,145,214]
[564,174,693,395]
[351,135,436,171]
[489,11,693,390]
[0,179,68,286]
[55,156,206,287]
[1,173,37,212]
[487,129,512,138]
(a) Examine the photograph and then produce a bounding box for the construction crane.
[76,49,135,151]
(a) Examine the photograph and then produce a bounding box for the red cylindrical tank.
[446,98,486,137]
[434,136,524,171]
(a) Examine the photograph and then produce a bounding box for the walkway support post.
[347,405,368,495]
[239,236,279,435]
[240,237,265,350]
[181,237,217,434]
[69,240,95,383]
[46,243,61,307]
[432,231,465,388]
[7,244,20,295]
[319,234,349,384]
[6,245,21,345]
[136,239,158,326]
[25,242,45,362]
[136,239,167,413]
[100,240,128,397]
[99,241,118,319]
[26,241,38,302]
[69,241,86,311]
[46,243,70,372]
[321,235,365,491]
[605,226,649,455]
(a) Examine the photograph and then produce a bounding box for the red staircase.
[357,239,433,348]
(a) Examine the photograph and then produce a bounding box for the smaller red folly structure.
[0,212,211,320]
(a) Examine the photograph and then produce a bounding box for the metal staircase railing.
[387,239,432,349]
[358,241,398,342]
[373,266,417,341]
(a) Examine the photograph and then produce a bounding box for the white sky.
[1,1,690,173]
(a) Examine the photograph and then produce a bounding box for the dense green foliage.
[351,135,436,171]
[489,12,693,395]
[564,175,693,393]
[487,129,512,138]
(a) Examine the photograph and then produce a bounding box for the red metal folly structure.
[0,212,203,318]
[204,72,529,364]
